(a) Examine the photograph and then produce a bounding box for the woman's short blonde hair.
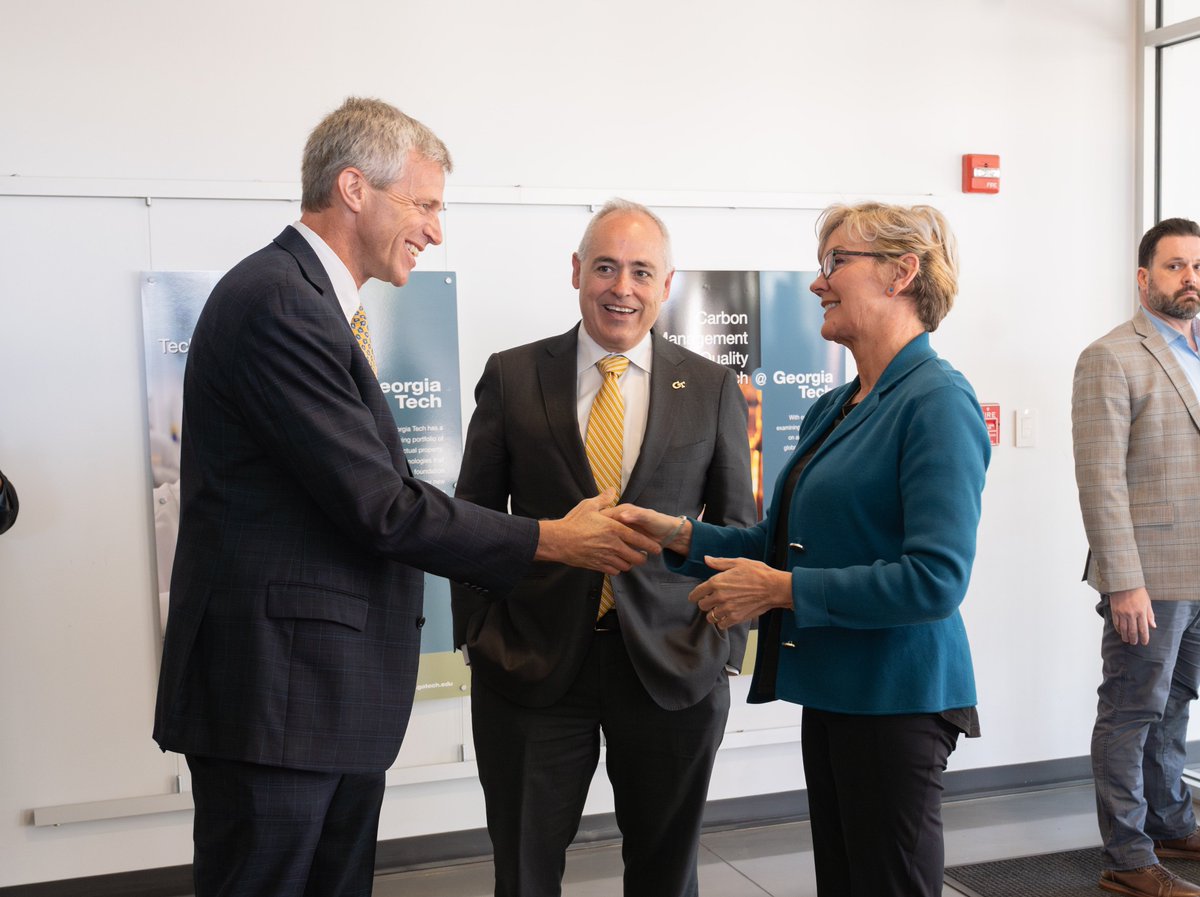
[817,203,959,331]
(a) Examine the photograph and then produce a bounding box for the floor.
[372,783,1102,896]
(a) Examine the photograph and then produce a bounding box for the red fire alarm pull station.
[962,154,1000,194]
[981,403,1000,446]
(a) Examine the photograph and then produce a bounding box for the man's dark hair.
[1138,217,1200,269]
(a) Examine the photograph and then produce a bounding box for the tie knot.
[598,355,630,378]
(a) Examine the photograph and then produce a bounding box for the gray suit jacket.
[1072,307,1200,600]
[451,325,756,711]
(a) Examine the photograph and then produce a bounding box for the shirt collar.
[576,325,654,376]
[292,221,361,323]
[1145,307,1200,351]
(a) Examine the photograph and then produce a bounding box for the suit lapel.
[273,226,415,474]
[538,326,596,495]
[1135,309,1200,433]
[763,333,937,544]
[622,331,684,503]
[273,226,339,311]
[808,333,936,458]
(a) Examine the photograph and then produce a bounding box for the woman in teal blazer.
[614,202,990,897]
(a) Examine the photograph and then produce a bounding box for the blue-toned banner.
[658,271,845,517]
[360,276,464,657]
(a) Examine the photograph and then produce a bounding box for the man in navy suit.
[153,98,657,897]
[452,200,755,897]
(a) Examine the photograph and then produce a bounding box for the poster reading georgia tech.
[658,270,845,518]
[139,271,470,699]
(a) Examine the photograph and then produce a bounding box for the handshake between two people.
[539,495,792,632]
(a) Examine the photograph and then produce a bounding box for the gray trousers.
[471,627,729,897]
[1093,597,1200,870]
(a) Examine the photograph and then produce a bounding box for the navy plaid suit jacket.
[153,227,538,773]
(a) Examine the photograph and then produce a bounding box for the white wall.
[0,0,1140,886]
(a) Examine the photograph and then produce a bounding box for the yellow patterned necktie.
[585,354,630,619]
[350,305,378,375]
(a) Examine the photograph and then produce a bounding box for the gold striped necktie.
[586,354,630,619]
[351,305,378,375]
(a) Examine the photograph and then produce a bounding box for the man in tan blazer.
[1073,217,1200,897]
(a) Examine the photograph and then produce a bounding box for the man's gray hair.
[577,199,674,271]
[301,97,452,212]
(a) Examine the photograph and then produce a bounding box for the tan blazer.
[1072,307,1200,600]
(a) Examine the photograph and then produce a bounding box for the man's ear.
[571,252,582,290]
[337,167,368,213]
[662,268,676,303]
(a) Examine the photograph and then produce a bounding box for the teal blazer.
[672,333,990,715]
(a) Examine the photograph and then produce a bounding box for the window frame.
[1137,2,1200,231]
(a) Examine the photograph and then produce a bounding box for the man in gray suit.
[1073,217,1200,897]
[451,199,755,897]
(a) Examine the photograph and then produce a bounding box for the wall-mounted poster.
[139,271,469,699]
[659,271,846,518]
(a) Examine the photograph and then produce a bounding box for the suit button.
[789,543,805,553]
[415,617,426,629]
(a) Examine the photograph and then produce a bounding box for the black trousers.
[187,754,385,897]
[800,707,961,897]
[471,627,730,897]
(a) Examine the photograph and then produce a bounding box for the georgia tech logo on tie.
[672,380,686,390]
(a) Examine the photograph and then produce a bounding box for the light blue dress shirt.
[1145,309,1200,402]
